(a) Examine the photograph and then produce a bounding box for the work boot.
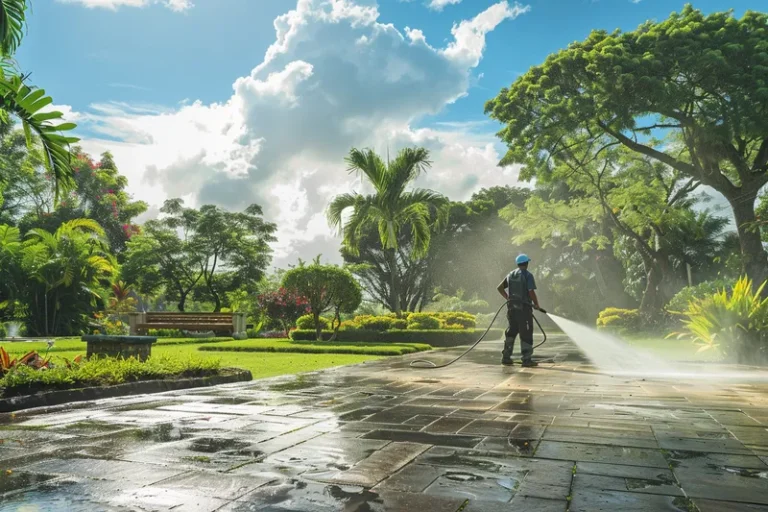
[501,359,514,366]
[521,360,539,368]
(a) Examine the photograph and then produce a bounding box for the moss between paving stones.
[0,368,252,413]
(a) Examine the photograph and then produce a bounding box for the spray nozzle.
[537,307,548,314]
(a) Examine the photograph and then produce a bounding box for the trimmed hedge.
[289,328,504,347]
[198,339,430,356]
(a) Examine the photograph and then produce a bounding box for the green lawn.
[0,338,390,380]
[623,336,723,362]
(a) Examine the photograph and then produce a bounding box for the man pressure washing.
[497,254,542,367]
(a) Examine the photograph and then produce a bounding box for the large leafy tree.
[430,186,531,307]
[485,5,768,287]
[342,224,435,313]
[328,147,449,316]
[0,123,48,223]
[123,199,277,312]
[17,149,148,255]
[0,1,77,195]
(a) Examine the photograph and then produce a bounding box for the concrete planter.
[81,335,158,361]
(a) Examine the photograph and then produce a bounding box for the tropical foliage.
[328,147,449,315]
[672,277,768,363]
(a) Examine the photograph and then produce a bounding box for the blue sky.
[16,0,764,265]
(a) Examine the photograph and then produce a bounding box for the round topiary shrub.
[435,312,476,329]
[355,315,395,331]
[596,308,640,333]
[391,319,408,330]
[407,313,441,330]
[296,314,331,330]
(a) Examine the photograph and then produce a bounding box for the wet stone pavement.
[2,334,768,511]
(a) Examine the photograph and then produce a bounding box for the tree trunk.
[728,191,768,288]
[387,248,401,316]
[314,311,323,341]
[638,249,671,318]
[177,291,187,312]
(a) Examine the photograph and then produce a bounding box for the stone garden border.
[0,368,252,413]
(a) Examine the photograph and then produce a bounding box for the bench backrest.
[144,313,233,325]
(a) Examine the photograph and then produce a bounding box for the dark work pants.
[503,305,534,362]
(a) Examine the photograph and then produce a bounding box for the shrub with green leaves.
[666,280,733,314]
[296,314,331,330]
[671,277,768,364]
[596,308,640,333]
[354,315,396,331]
[406,313,441,330]
[0,354,223,394]
[434,312,476,329]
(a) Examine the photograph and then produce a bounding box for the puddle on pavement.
[419,452,503,473]
[722,467,768,479]
[232,479,383,511]
[0,481,129,512]
[626,477,677,490]
[270,376,317,392]
[444,472,483,482]
[0,472,55,494]
[189,437,250,453]
[111,400,185,412]
[133,423,192,443]
[663,450,703,468]
[205,396,258,405]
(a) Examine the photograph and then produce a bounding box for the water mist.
[546,314,768,382]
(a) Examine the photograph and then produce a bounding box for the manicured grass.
[1,338,386,381]
[624,336,722,362]
[199,339,431,356]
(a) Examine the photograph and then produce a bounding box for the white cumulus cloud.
[70,0,529,267]
[427,0,462,12]
[56,0,193,12]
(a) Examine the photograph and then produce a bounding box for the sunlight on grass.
[0,338,386,380]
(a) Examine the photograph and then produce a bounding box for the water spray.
[410,300,549,369]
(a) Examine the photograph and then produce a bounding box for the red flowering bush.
[257,288,310,336]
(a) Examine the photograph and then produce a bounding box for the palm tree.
[0,0,78,197]
[23,219,116,334]
[327,147,449,316]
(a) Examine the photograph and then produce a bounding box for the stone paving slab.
[2,334,768,511]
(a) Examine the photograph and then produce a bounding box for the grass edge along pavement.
[0,337,404,395]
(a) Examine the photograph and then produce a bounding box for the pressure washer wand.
[409,300,548,369]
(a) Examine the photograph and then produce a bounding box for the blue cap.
[516,254,530,265]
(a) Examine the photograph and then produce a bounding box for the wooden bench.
[128,312,247,339]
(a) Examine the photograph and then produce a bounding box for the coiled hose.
[409,300,548,369]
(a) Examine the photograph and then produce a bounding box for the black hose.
[409,300,548,369]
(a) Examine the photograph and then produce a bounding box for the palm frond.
[384,147,431,201]
[0,0,26,57]
[0,75,78,199]
[345,148,387,191]
[327,193,358,232]
[59,218,106,238]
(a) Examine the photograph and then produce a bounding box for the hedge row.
[289,329,504,347]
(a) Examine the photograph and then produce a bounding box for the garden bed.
[0,367,252,413]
